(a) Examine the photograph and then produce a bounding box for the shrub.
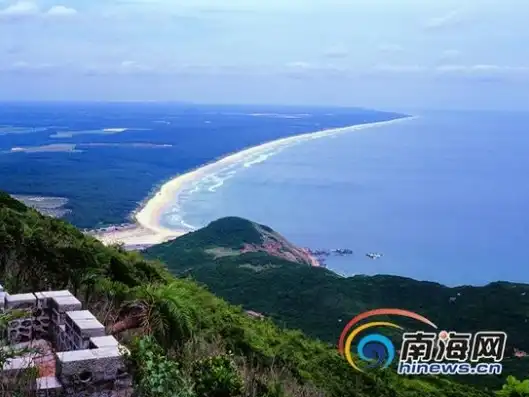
[191,353,244,397]
[496,376,529,397]
[128,336,194,397]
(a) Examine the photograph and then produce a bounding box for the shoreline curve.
[92,115,417,248]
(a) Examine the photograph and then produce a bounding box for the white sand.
[92,225,183,247]
[93,116,416,247]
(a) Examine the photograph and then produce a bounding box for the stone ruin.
[0,283,132,396]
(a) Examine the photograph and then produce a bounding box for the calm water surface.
[166,111,529,286]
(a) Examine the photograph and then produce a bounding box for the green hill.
[0,192,515,396]
[144,216,529,389]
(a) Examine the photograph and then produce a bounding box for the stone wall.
[0,283,132,396]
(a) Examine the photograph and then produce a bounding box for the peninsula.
[91,116,416,249]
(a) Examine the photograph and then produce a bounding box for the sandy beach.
[93,116,416,248]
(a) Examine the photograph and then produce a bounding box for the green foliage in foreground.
[0,191,508,396]
[495,376,529,396]
[0,311,23,370]
[128,336,195,397]
[191,353,244,397]
[1,311,41,396]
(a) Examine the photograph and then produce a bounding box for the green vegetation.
[0,191,521,396]
[495,376,529,396]
[144,218,529,346]
[168,217,266,250]
[144,216,529,389]
[1,311,40,396]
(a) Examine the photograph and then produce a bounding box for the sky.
[1,0,528,111]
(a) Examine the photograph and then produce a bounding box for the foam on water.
[166,111,529,286]
[157,117,414,232]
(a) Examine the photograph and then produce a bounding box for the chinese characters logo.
[338,308,507,375]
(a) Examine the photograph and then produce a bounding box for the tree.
[496,376,529,397]
[110,282,198,349]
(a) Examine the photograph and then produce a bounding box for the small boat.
[332,249,353,255]
[366,252,383,259]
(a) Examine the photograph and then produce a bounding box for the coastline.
[92,115,416,248]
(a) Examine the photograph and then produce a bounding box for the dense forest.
[145,217,529,390]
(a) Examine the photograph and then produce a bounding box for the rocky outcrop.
[240,224,321,267]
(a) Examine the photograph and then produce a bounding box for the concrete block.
[1,288,129,396]
[2,356,36,377]
[8,316,34,344]
[35,290,73,309]
[49,323,63,345]
[73,319,106,338]
[51,308,65,325]
[0,291,6,311]
[5,294,37,343]
[50,296,81,327]
[32,298,54,340]
[36,290,72,298]
[89,335,119,349]
[57,327,75,352]
[56,347,125,385]
[5,293,37,310]
[50,295,82,314]
[70,331,83,350]
[65,309,95,321]
[36,376,63,397]
[65,310,95,331]
[32,313,51,340]
[64,310,105,350]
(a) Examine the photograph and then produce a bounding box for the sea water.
[162,110,529,286]
[0,102,401,227]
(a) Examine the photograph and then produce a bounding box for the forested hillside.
[144,216,529,389]
[0,191,514,396]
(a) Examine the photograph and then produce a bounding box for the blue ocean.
[160,110,529,286]
[0,102,401,227]
[1,103,528,286]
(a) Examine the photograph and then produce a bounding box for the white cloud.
[121,60,138,68]
[4,44,24,55]
[78,61,351,78]
[0,61,57,73]
[79,62,269,77]
[369,62,529,82]
[442,49,461,58]
[82,61,155,75]
[0,1,39,18]
[435,64,529,79]
[378,44,404,53]
[324,44,349,58]
[0,1,77,20]
[438,49,461,63]
[46,5,77,16]
[120,60,153,73]
[283,61,348,79]
[285,61,312,69]
[176,64,264,76]
[372,64,426,73]
[423,10,462,30]
[436,64,520,74]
